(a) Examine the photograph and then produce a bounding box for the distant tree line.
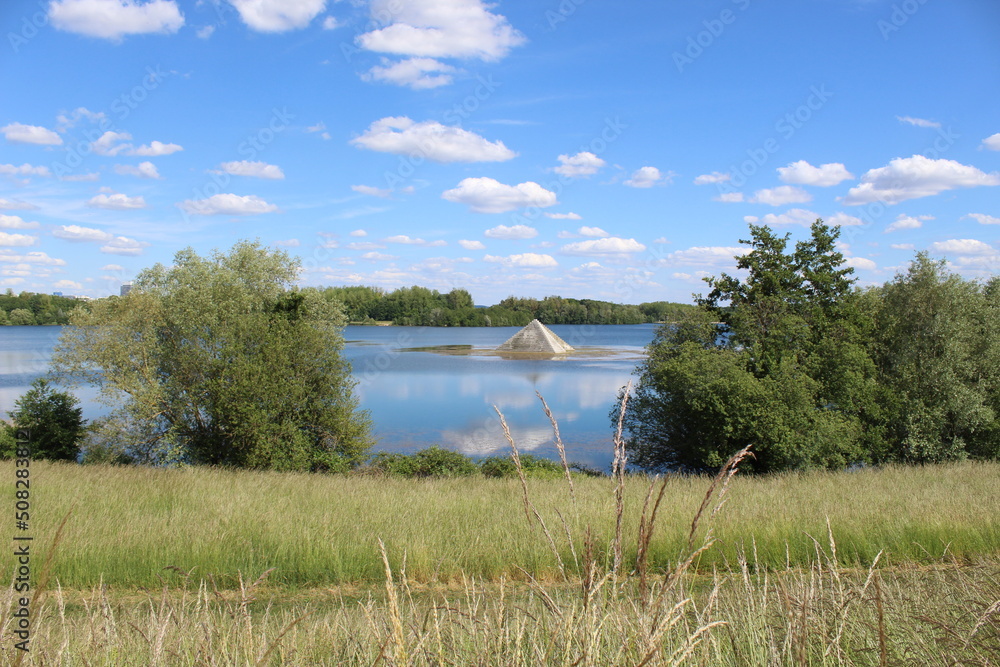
[321,285,695,327]
[0,290,84,325]
[623,221,1000,474]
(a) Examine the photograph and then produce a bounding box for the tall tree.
[7,379,86,461]
[51,241,372,470]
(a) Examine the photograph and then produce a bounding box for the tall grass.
[3,459,998,589]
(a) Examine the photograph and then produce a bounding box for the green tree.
[8,308,35,325]
[7,379,86,461]
[863,254,1000,463]
[623,221,875,472]
[51,241,372,470]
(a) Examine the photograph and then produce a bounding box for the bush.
[368,446,478,477]
[7,379,86,461]
[479,454,564,479]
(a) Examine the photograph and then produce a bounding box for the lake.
[0,324,657,470]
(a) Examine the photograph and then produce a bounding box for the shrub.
[479,454,565,479]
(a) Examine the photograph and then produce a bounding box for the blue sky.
[1,0,998,305]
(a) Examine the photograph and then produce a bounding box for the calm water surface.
[0,324,656,470]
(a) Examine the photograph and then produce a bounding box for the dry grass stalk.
[611,380,631,576]
[536,391,575,505]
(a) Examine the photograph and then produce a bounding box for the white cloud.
[694,171,730,185]
[0,215,39,230]
[0,199,36,210]
[61,172,100,182]
[129,140,183,156]
[885,213,933,233]
[196,24,214,38]
[363,57,457,90]
[114,162,160,179]
[928,239,995,255]
[826,212,865,227]
[351,184,392,198]
[845,257,877,271]
[0,163,52,178]
[55,107,106,131]
[714,192,744,203]
[0,232,37,247]
[458,239,485,250]
[361,251,396,262]
[757,208,819,227]
[484,224,537,240]
[554,152,605,178]
[442,178,556,213]
[561,237,646,256]
[624,166,668,188]
[891,243,915,250]
[484,253,557,268]
[53,225,113,242]
[53,279,84,290]
[218,160,284,179]
[843,155,1000,205]
[177,193,279,216]
[349,229,367,237]
[48,0,184,40]
[385,235,446,246]
[101,236,149,256]
[0,250,66,266]
[228,0,326,32]
[578,226,608,238]
[982,133,1000,151]
[544,212,582,220]
[965,213,1000,225]
[101,263,125,271]
[662,246,748,266]
[357,0,525,62]
[2,123,62,146]
[92,131,132,156]
[777,161,853,186]
[87,193,147,210]
[897,116,941,129]
[351,117,516,163]
[322,16,339,30]
[750,185,812,206]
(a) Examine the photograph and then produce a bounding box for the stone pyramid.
[496,319,574,353]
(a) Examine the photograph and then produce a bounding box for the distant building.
[120,282,133,296]
[52,291,63,296]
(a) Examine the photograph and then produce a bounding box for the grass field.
[0,459,998,664]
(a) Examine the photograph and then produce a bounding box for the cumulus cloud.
[442,178,556,213]
[756,208,819,227]
[885,213,933,233]
[897,116,941,129]
[0,199,36,210]
[750,185,813,206]
[845,257,877,271]
[714,192,744,203]
[360,251,396,262]
[544,212,582,220]
[101,236,149,256]
[928,239,995,255]
[356,0,525,62]
[982,133,1000,151]
[0,232,37,247]
[385,235,446,246]
[322,16,339,29]
[484,253,557,268]
[217,160,284,179]
[55,107,106,132]
[0,215,39,230]
[177,194,279,216]
[351,117,516,163]
[53,224,113,242]
[101,263,124,270]
[87,193,147,210]
[114,162,160,179]
[624,166,668,188]
[843,155,1000,205]
[0,163,51,178]
[0,250,66,266]
[2,123,62,145]
[578,226,609,238]
[363,57,458,89]
[91,131,181,157]
[484,224,537,240]
[228,0,326,32]
[965,213,1000,225]
[458,239,485,250]
[349,229,367,237]
[48,0,184,40]
[554,152,605,178]
[196,25,214,38]
[777,160,853,186]
[694,171,730,185]
[129,140,182,156]
[661,246,748,267]
[561,237,646,256]
[891,243,915,250]
[826,212,865,227]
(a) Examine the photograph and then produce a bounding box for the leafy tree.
[6,379,86,461]
[863,254,1000,463]
[8,308,35,325]
[623,221,875,472]
[51,241,372,470]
